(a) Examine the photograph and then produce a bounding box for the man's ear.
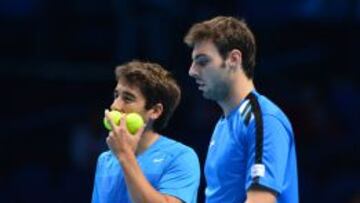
[148,103,164,120]
[226,49,242,70]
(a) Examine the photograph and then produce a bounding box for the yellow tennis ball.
[103,111,144,135]
[103,110,123,130]
[126,113,144,135]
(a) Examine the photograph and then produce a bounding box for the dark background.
[1,0,359,202]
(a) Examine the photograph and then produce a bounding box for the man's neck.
[135,130,159,155]
[218,75,254,117]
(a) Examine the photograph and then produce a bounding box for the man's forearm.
[117,151,178,203]
[245,188,276,203]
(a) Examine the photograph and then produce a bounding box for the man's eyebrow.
[114,88,136,99]
[193,53,208,60]
[122,90,136,99]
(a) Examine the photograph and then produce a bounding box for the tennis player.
[184,16,299,203]
[92,61,200,203]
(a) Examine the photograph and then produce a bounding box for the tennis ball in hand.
[125,113,145,135]
[103,110,123,131]
[103,110,144,135]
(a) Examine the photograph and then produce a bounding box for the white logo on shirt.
[251,164,265,178]
[209,140,215,148]
[239,99,250,114]
[153,158,164,163]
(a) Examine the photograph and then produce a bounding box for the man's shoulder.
[97,150,114,162]
[254,93,294,134]
[234,91,292,133]
[256,93,290,121]
[157,136,198,159]
[256,94,280,112]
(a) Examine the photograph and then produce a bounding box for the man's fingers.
[106,131,114,142]
[106,135,111,146]
[105,111,129,138]
[105,109,117,131]
[119,114,127,128]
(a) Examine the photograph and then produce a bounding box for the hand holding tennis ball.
[103,110,145,135]
[103,110,123,130]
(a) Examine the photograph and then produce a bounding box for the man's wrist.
[116,149,135,163]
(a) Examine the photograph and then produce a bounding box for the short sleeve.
[91,154,104,203]
[245,114,291,194]
[158,149,200,203]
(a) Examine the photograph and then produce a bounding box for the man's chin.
[202,91,215,100]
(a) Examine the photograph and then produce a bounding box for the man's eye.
[114,92,119,99]
[196,58,209,66]
[123,97,133,103]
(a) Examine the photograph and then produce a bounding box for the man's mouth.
[196,80,205,90]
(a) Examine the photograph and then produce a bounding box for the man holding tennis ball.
[103,111,144,135]
[92,60,200,203]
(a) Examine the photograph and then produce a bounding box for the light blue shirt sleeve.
[245,114,291,194]
[91,155,102,203]
[158,149,200,203]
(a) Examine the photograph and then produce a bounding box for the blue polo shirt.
[204,91,298,203]
[92,136,200,203]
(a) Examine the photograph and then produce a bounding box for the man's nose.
[110,98,123,112]
[188,63,198,78]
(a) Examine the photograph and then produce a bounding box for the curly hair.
[115,60,181,132]
[184,16,256,78]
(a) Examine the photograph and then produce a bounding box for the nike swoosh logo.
[153,158,164,163]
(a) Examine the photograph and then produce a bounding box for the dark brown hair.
[184,16,256,78]
[115,60,181,132]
